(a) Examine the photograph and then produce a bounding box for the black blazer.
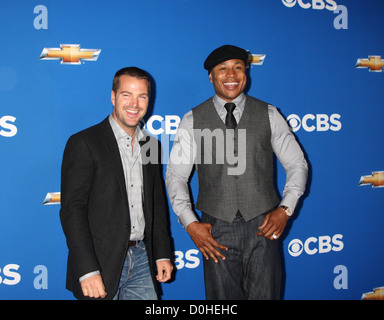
[60,117,173,300]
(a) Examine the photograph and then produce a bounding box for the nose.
[226,67,236,77]
[130,96,139,107]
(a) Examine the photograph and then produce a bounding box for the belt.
[128,240,139,247]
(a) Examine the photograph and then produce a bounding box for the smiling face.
[111,75,149,136]
[209,59,247,102]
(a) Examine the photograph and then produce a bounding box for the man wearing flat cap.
[166,45,308,299]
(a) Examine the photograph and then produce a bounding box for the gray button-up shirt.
[109,115,145,241]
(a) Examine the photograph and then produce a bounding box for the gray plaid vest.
[192,95,279,222]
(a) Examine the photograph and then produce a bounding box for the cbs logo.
[143,115,180,135]
[287,113,342,132]
[282,0,337,11]
[0,264,21,285]
[0,115,17,137]
[288,234,344,257]
[174,249,200,270]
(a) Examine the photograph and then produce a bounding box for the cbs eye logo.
[282,0,297,7]
[286,113,342,132]
[288,234,344,257]
[288,239,304,257]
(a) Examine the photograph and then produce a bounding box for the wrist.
[279,205,293,218]
[185,221,199,233]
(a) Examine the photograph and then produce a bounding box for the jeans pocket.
[201,213,220,238]
[201,212,217,226]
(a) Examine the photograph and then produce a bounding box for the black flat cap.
[204,45,249,74]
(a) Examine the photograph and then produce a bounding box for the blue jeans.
[113,241,158,300]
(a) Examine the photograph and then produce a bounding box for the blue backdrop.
[1,0,383,300]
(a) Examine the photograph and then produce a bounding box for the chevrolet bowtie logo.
[355,56,384,72]
[359,171,384,188]
[247,53,266,66]
[39,44,101,65]
[43,192,61,205]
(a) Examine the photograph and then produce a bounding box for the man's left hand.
[257,207,289,240]
[156,260,173,282]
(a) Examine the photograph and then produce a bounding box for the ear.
[111,90,116,106]
[208,72,213,83]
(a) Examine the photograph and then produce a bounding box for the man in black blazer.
[60,67,174,300]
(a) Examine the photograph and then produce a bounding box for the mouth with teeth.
[125,108,140,117]
[223,82,240,90]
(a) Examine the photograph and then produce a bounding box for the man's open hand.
[186,221,228,263]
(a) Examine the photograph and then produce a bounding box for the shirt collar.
[108,115,145,142]
[213,92,246,113]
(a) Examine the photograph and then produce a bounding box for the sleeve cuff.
[280,193,299,213]
[178,209,198,229]
[79,270,100,283]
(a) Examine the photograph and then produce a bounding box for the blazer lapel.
[139,135,152,205]
[98,117,128,200]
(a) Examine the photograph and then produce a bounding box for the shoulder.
[68,117,109,140]
[192,97,214,113]
[245,95,270,108]
[64,118,110,152]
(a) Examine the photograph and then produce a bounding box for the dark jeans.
[201,213,281,300]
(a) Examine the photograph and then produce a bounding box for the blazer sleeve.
[152,162,174,261]
[60,133,101,279]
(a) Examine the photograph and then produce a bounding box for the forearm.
[166,170,198,228]
[166,112,198,228]
[280,159,308,212]
[269,105,308,212]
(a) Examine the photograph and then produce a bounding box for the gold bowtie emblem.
[39,44,101,65]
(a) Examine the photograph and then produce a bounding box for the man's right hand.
[80,274,107,299]
[186,221,228,263]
